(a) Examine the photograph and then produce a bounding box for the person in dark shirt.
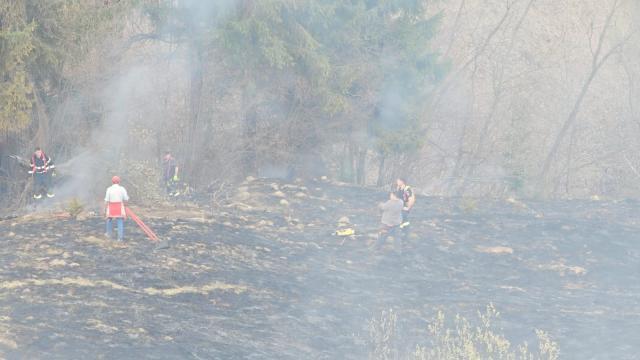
[395,177,415,227]
[162,151,180,196]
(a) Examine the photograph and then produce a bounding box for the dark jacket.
[30,152,55,174]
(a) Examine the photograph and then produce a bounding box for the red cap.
[112,176,121,184]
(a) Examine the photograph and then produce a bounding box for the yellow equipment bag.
[334,228,355,236]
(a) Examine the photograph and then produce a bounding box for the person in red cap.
[104,176,129,241]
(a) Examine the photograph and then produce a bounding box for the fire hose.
[125,207,169,249]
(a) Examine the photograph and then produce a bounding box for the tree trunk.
[356,147,366,185]
[243,106,257,176]
[186,44,204,177]
[376,154,386,187]
[540,68,597,186]
[539,0,623,193]
[31,81,50,150]
[348,143,356,183]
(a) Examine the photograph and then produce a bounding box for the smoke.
[53,66,155,204]
[45,1,241,208]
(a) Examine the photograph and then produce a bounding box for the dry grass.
[368,309,398,360]
[369,304,559,360]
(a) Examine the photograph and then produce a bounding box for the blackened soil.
[0,178,639,359]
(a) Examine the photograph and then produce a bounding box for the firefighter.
[104,176,129,241]
[162,151,180,196]
[29,147,55,199]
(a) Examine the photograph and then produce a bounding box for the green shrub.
[460,198,478,213]
[66,198,84,219]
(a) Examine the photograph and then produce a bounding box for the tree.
[539,0,630,193]
[0,3,34,133]
[218,0,444,183]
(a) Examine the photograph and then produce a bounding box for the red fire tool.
[125,207,170,249]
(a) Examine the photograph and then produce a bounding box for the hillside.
[1,178,639,359]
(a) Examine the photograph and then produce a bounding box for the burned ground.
[0,178,639,359]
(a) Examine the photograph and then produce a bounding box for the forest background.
[1,0,639,208]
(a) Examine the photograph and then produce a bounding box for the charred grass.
[0,179,639,358]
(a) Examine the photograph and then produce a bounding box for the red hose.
[125,207,159,242]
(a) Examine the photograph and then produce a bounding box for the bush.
[369,304,559,360]
[66,198,84,219]
[460,198,478,213]
[368,309,398,360]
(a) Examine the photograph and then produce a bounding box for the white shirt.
[104,184,129,203]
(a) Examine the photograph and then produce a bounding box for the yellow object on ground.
[334,228,355,236]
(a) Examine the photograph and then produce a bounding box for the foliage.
[1,0,448,208]
[66,197,84,219]
[368,308,398,360]
[0,4,35,133]
[0,0,135,135]
[414,304,559,360]
[368,304,559,360]
[216,0,444,173]
[460,197,479,213]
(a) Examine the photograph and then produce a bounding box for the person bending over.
[376,192,404,252]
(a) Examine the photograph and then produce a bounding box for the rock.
[257,220,275,227]
[568,266,587,275]
[49,259,67,267]
[273,191,286,198]
[279,199,290,206]
[338,216,350,224]
[295,192,307,198]
[235,191,251,201]
[245,176,256,182]
[475,246,513,254]
[542,262,587,276]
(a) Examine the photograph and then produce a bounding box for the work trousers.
[106,217,125,240]
[34,173,51,195]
